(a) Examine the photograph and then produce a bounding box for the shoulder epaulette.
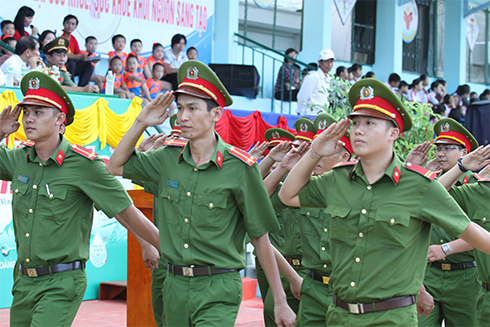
[405,163,437,180]
[474,173,490,182]
[71,144,98,160]
[20,139,35,147]
[229,146,257,166]
[332,161,356,169]
[163,138,188,147]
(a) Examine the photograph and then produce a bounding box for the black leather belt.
[167,263,237,277]
[430,261,477,271]
[483,282,490,291]
[332,294,417,314]
[285,256,302,266]
[21,261,85,278]
[307,269,330,284]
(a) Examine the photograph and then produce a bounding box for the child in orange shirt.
[103,56,132,99]
[129,38,151,79]
[124,54,151,105]
[82,36,104,91]
[147,42,164,71]
[108,34,127,74]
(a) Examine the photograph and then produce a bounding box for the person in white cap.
[296,49,335,116]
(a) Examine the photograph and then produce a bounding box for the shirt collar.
[27,136,69,167]
[178,132,226,170]
[349,154,403,185]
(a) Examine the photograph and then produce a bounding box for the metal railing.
[234,33,316,114]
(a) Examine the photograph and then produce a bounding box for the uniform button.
[28,209,33,213]
[306,212,310,216]
[184,218,189,223]
[483,217,487,222]
[39,163,43,166]
[49,194,53,198]
[390,218,395,224]
[209,203,214,208]
[367,185,372,190]
[355,257,360,263]
[26,258,30,263]
[324,228,328,232]
[25,233,29,237]
[184,244,189,249]
[361,209,367,214]
[321,247,325,251]
[14,189,18,193]
[350,282,355,287]
[193,168,198,172]
[440,239,444,243]
[359,232,364,238]
[187,192,191,197]
[167,196,171,200]
[323,264,327,268]
[32,185,37,189]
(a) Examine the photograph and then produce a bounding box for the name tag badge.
[17,175,28,183]
[167,180,178,189]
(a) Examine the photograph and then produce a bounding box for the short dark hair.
[349,63,361,73]
[14,6,35,37]
[112,34,126,45]
[171,34,186,48]
[126,53,138,69]
[130,39,142,47]
[152,62,164,71]
[388,73,401,83]
[38,30,55,46]
[411,78,422,89]
[335,66,347,77]
[110,56,123,66]
[174,93,218,112]
[365,71,376,78]
[186,46,197,55]
[398,81,408,89]
[152,42,163,51]
[432,104,446,116]
[456,84,470,96]
[0,36,15,54]
[436,79,446,86]
[1,20,14,30]
[85,36,96,43]
[15,35,37,56]
[419,74,428,81]
[63,14,79,26]
[430,80,441,91]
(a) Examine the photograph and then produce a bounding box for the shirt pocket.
[160,187,181,225]
[374,207,411,248]
[300,207,322,236]
[11,181,29,217]
[37,185,68,220]
[324,205,351,242]
[473,209,489,231]
[195,193,227,230]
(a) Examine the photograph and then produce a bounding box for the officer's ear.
[386,121,400,142]
[339,149,351,163]
[211,106,223,123]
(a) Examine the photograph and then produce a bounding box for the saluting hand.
[137,92,174,127]
[405,141,432,167]
[478,164,490,179]
[280,142,309,172]
[461,144,490,171]
[268,141,292,162]
[248,141,269,159]
[0,105,21,137]
[311,119,350,158]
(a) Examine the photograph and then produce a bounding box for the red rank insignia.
[71,144,98,160]
[55,149,65,165]
[164,138,188,147]
[405,162,437,180]
[216,151,223,168]
[20,139,35,147]
[393,166,400,184]
[462,176,469,184]
[228,147,257,166]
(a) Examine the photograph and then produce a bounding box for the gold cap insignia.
[360,86,374,100]
[187,67,199,80]
[319,119,326,129]
[28,77,40,90]
[58,38,64,45]
[271,131,280,139]
[441,122,450,133]
[300,123,308,133]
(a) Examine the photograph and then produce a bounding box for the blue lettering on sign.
[167,180,178,189]
[17,175,28,183]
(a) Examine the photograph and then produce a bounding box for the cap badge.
[441,122,450,133]
[187,66,199,80]
[360,86,374,100]
[271,131,280,139]
[300,123,308,133]
[58,38,64,45]
[319,119,327,129]
[28,77,40,90]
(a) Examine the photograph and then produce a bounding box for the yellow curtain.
[0,90,143,149]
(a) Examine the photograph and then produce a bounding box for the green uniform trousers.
[263,264,307,327]
[418,264,480,327]
[10,268,87,327]
[326,302,417,327]
[163,270,242,327]
[296,274,333,327]
[256,257,270,302]
[151,259,167,327]
[477,287,490,327]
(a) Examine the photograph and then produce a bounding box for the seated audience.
[13,6,38,41]
[1,20,15,38]
[428,80,443,105]
[0,36,42,86]
[363,71,376,79]
[385,73,400,92]
[186,46,198,60]
[163,33,188,90]
[274,48,300,101]
[417,74,430,103]
[1,36,16,56]
[479,89,490,101]
[108,34,127,73]
[124,54,151,105]
[129,38,151,79]
[407,78,427,103]
[335,66,348,81]
[397,80,409,100]
[348,63,362,84]
[38,30,56,64]
[469,91,479,103]
[82,36,104,91]
[147,42,164,71]
[103,56,131,98]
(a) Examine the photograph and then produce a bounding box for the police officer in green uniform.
[0,71,159,326]
[416,118,481,327]
[278,79,490,327]
[106,61,296,327]
[43,37,99,93]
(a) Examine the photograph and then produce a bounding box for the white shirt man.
[297,49,335,116]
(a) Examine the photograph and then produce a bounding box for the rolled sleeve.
[122,148,165,184]
[298,174,329,208]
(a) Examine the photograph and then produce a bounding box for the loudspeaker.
[465,100,490,146]
[209,64,260,99]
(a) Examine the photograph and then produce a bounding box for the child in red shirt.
[82,36,104,91]
[128,38,151,79]
[124,54,151,105]
[108,34,127,74]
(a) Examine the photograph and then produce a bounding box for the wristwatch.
[442,243,452,256]
[457,158,468,172]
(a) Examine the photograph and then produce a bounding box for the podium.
[127,190,157,327]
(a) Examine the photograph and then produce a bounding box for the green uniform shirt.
[123,133,279,269]
[298,155,471,303]
[47,64,75,87]
[0,137,132,268]
[271,188,302,258]
[449,180,490,284]
[430,171,478,264]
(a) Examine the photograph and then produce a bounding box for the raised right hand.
[311,118,350,158]
[136,92,175,127]
[0,105,21,136]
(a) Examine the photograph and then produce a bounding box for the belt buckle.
[26,268,38,278]
[292,259,300,266]
[347,303,364,314]
[322,276,330,284]
[441,263,451,271]
[182,266,194,277]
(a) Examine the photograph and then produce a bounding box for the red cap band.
[23,87,69,117]
[340,135,353,155]
[179,76,226,108]
[353,96,404,131]
[295,130,316,142]
[436,130,471,152]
